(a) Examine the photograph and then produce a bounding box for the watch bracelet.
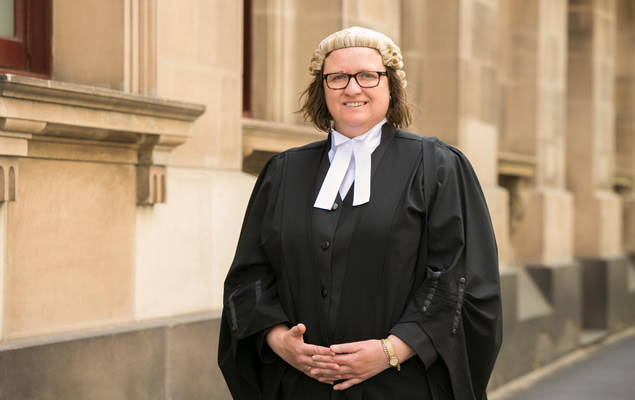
[381,339,391,362]
[384,337,401,371]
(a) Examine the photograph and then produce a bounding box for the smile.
[344,102,367,107]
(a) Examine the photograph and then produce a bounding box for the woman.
[218,26,502,399]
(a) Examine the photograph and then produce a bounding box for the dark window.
[243,0,252,116]
[0,0,52,77]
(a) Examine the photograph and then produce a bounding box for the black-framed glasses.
[323,71,387,89]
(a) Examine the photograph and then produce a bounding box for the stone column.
[567,0,633,333]
[124,0,157,96]
[616,0,635,251]
[613,0,635,331]
[492,5,581,382]
[567,0,621,258]
[251,0,293,122]
[402,0,510,266]
[499,0,573,265]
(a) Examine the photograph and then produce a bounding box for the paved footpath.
[490,329,635,400]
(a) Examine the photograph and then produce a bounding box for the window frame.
[242,0,253,116]
[0,0,52,78]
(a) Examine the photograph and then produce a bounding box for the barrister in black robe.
[218,27,502,400]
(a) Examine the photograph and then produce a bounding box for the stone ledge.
[614,167,632,191]
[0,311,221,351]
[243,121,539,183]
[0,312,230,400]
[0,73,206,205]
[0,74,204,121]
[242,118,326,157]
[0,74,205,148]
[498,151,536,178]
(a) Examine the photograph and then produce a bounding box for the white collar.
[328,120,384,156]
[314,119,386,210]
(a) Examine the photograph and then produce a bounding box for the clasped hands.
[266,323,412,391]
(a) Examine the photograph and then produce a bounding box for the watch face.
[390,357,398,366]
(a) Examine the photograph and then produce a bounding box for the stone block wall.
[1,0,635,398]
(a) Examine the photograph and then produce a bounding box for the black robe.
[218,124,502,400]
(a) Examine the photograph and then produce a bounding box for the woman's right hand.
[266,323,340,384]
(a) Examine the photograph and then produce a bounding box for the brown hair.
[299,66,412,133]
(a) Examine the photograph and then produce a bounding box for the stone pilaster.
[615,0,635,252]
[498,0,573,266]
[403,0,510,266]
[567,0,621,258]
[251,0,293,123]
[124,0,157,96]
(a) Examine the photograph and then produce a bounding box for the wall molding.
[0,74,205,204]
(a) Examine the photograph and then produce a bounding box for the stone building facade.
[0,0,634,398]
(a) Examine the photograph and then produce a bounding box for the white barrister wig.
[308,26,407,88]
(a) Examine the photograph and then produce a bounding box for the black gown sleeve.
[391,139,502,400]
[389,321,438,368]
[217,155,290,399]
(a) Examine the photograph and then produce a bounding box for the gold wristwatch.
[381,338,401,371]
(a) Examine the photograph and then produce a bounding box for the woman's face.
[323,47,390,138]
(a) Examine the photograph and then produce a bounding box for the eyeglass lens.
[326,72,382,89]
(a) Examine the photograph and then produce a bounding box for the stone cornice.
[0,74,205,121]
[0,74,205,153]
[498,151,536,178]
[0,74,206,205]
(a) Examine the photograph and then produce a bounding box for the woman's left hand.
[310,339,389,390]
